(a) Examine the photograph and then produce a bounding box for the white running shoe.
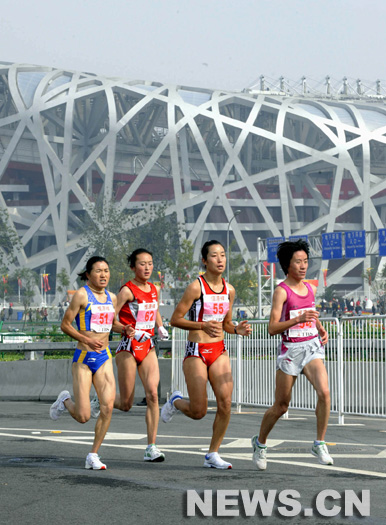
[90,394,100,419]
[203,452,232,470]
[49,390,70,420]
[85,453,106,470]
[161,390,183,423]
[251,434,267,470]
[311,441,334,465]
[144,444,165,462]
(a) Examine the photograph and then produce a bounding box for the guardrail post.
[236,334,242,413]
[336,317,344,425]
[170,327,176,399]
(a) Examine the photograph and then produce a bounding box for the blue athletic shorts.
[72,347,112,374]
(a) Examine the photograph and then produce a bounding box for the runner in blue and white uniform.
[49,256,132,470]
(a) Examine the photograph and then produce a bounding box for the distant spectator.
[372,304,376,315]
[355,303,362,316]
[1,308,5,322]
[42,307,48,322]
[58,303,64,321]
[8,305,13,320]
[331,299,338,317]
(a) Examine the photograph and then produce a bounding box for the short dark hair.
[201,240,225,261]
[277,239,310,275]
[127,248,153,269]
[78,256,109,281]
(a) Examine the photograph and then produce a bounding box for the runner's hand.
[134,330,152,342]
[236,320,252,336]
[122,325,135,339]
[202,320,222,338]
[157,326,169,340]
[85,338,104,353]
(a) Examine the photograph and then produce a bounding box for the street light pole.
[226,210,241,283]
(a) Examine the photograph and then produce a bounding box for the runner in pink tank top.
[250,239,333,471]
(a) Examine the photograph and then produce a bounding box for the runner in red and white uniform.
[161,240,251,469]
[114,248,168,462]
[251,239,332,471]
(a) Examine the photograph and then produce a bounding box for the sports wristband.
[234,326,238,335]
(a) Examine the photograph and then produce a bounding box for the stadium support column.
[179,127,194,224]
[257,238,262,319]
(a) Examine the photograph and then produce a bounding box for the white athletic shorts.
[276,338,325,376]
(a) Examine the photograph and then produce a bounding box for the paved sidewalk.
[0,401,385,524]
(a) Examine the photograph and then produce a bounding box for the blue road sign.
[267,236,285,263]
[379,229,386,257]
[289,235,309,243]
[345,230,366,258]
[322,232,343,260]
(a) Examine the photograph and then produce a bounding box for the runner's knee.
[317,387,330,404]
[120,400,133,412]
[75,411,90,424]
[216,395,232,415]
[190,403,207,420]
[146,390,158,405]
[274,401,289,417]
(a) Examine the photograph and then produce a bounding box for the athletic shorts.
[276,338,325,376]
[115,335,154,365]
[184,340,226,367]
[72,347,112,374]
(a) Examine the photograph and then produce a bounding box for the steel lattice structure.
[0,62,386,298]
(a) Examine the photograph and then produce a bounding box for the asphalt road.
[0,401,385,525]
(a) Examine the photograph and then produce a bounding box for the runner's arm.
[110,292,134,337]
[222,284,251,336]
[114,286,135,337]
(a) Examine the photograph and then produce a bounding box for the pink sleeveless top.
[278,281,318,346]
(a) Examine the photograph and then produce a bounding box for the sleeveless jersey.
[75,285,115,333]
[279,281,318,343]
[118,280,158,336]
[188,276,230,323]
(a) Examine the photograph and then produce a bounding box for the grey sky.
[2,0,385,91]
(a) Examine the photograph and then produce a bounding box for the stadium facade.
[0,62,385,300]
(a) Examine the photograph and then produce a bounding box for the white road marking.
[221,438,284,448]
[329,423,365,426]
[1,429,385,478]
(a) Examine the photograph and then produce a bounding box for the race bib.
[90,304,115,333]
[202,294,229,322]
[136,302,158,330]
[288,307,318,338]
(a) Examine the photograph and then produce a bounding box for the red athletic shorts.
[184,340,226,367]
[116,335,154,365]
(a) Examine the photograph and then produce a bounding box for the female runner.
[50,256,131,470]
[92,248,169,462]
[161,240,251,469]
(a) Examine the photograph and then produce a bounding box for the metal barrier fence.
[171,316,386,423]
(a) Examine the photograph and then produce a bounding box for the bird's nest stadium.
[0,62,385,299]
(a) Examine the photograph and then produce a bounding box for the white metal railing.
[170,315,386,423]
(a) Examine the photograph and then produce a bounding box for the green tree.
[12,268,39,328]
[56,268,70,302]
[164,239,199,306]
[0,208,21,271]
[79,200,181,292]
[322,285,335,303]
[229,249,259,317]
